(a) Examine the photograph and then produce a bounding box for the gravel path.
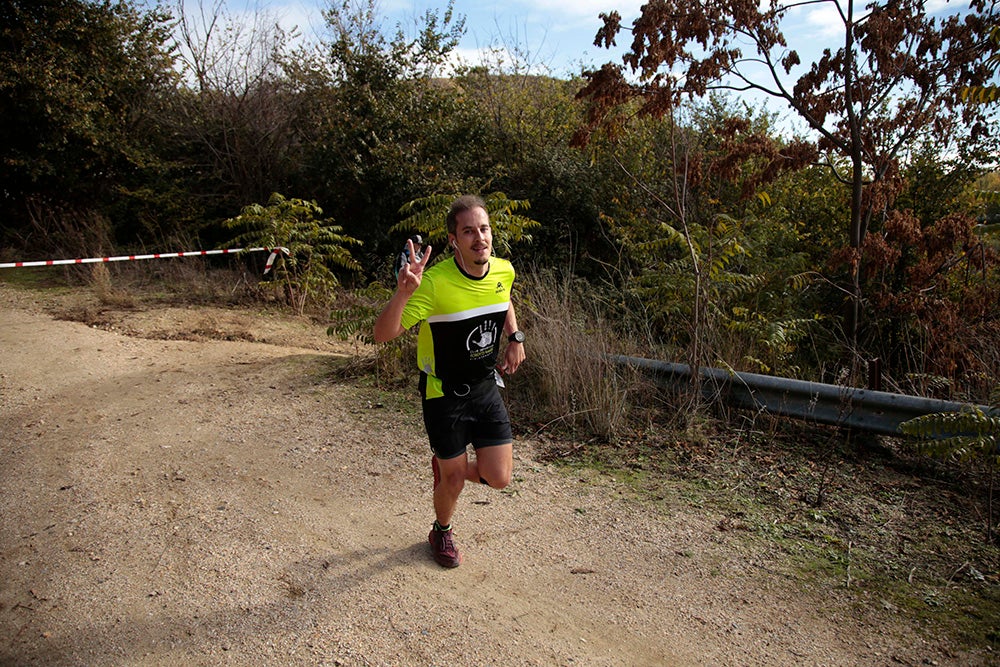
[0,284,962,666]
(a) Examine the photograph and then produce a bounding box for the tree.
[223,193,362,313]
[324,0,464,84]
[163,0,304,210]
[575,0,998,377]
[0,0,175,251]
[450,66,610,274]
[582,99,823,381]
[856,139,1000,398]
[291,0,471,260]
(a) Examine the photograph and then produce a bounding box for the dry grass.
[513,269,657,442]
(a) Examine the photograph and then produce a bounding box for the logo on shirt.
[466,319,498,360]
[495,281,505,294]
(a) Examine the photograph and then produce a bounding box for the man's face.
[450,206,493,272]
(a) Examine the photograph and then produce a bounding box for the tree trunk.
[847,154,867,380]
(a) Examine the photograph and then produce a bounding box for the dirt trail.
[0,284,963,666]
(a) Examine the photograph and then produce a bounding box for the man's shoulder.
[422,257,458,286]
[491,256,514,271]
[425,256,456,275]
[487,257,515,279]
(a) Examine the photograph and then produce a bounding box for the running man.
[373,195,526,568]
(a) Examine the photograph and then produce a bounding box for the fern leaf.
[900,406,1000,464]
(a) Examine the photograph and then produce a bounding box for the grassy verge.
[541,419,1000,655]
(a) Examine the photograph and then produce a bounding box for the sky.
[162,0,978,130]
[251,0,971,78]
[252,0,645,77]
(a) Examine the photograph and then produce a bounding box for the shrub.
[223,193,362,314]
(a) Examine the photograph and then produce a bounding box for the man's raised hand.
[397,238,431,294]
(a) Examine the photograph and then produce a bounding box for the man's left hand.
[500,341,525,375]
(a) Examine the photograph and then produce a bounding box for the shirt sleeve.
[400,274,434,331]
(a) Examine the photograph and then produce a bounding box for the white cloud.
[439,43,558,76]
[518,0,643,22]
[800,4,844,41]
[925,0,971,13]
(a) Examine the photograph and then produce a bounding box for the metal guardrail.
[611,355,997,436]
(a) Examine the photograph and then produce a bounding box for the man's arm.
[373,290,411,342]
[500,303,526,375]
[373,239,431,343]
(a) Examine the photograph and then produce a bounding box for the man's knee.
[440,467,466,489]
[436,456,467,490]
[480,468,511,489]
[476,443,513,489]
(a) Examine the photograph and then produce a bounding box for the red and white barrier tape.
[0,247,290,275]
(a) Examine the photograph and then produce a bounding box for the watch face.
[510,331,525,343]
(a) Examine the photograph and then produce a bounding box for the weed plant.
[510,268,658,443]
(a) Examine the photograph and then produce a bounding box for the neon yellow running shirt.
[400,256,514,399]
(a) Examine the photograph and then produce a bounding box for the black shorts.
[420,374,513,460]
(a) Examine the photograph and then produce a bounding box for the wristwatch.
[508,330,526,344]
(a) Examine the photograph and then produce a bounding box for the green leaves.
[961,85,999,104]
[0,0,174,221]
[900,406,1000,466]
[394,192,540,258]
[960,25,1000,105]
[223,193,362,313]
[327,282,393,345]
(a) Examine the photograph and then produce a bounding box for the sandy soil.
[0,282,985,666]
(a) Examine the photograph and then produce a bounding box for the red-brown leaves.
[571,63,637,147]
[862,209,996,381]
[594,11,622,50]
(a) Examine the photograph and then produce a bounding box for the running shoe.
[428,525,461,568]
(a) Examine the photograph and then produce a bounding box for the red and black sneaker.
[428,525,461,568]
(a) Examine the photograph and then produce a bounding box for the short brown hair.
[446,195,487,235]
